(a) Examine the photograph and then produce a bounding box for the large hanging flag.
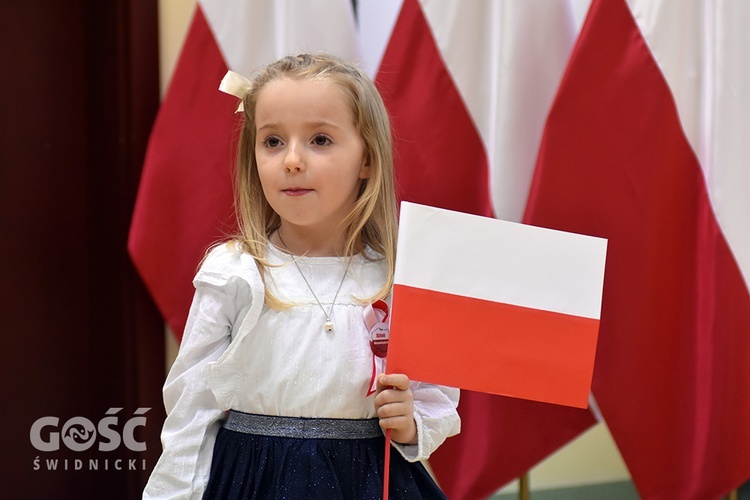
[524,0,750,498]
[374,1,599,498]
[128,0,361,338]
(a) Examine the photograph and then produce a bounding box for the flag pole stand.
[518,472,530,500]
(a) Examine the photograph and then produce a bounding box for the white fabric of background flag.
[202,0,362,77]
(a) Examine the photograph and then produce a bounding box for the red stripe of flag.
[387,284,600,408]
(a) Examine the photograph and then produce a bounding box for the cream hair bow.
[219,70,252,113]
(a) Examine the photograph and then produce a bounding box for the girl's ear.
[358,155,371,179]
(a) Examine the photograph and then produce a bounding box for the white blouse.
[143,242,460,500]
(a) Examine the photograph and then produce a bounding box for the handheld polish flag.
[387,202,608,409]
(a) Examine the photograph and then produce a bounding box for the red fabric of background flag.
[524,0,750,497]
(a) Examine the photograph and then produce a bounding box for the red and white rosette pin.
[365,300,389,396]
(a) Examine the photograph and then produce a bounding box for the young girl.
[143,53,460,499]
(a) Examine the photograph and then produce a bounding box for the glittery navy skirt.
[203,411,448,499]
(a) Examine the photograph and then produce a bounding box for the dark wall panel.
[0,1,164,498]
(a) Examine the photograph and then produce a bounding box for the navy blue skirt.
[203,411,447,499]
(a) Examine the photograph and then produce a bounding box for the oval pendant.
[325,320,334,332]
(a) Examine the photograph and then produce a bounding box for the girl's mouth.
[283,188,312,196]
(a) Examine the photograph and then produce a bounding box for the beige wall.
[156,0,631,494]
[498,423,630,494]
[158,0,198,97]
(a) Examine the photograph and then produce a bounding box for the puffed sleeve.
[392,383,460,462]
[143,244,257,500]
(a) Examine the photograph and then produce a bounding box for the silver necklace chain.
[277,230,350,332]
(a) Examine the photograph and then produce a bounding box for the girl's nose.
[284,142,304,173]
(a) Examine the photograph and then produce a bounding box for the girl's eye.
[312,135,332,146]
[263,136,282,148]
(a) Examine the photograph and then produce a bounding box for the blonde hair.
[233,53,397,307]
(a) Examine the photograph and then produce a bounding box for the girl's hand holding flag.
[375,373,418,445]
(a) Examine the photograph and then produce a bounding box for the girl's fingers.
[376,401,409,419]
[377,373,410,391]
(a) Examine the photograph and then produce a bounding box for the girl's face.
[254,78,370,250]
